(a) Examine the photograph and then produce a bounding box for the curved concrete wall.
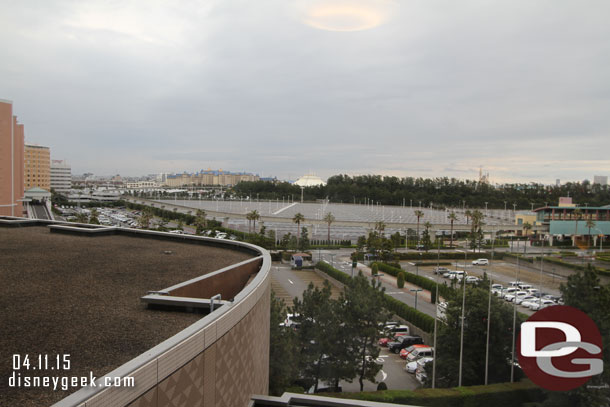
[0,218,270,407]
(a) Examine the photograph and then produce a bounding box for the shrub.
[377,382,388,391]
[397,272,405,289]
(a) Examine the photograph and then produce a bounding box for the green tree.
[75,212,88,224]
[428,278,520,387]
[422,221,432,251]
[522,221,532,237]
[558,266,610,406]
[323,212,336,244]
[89,208,100,225]
[356,236,367,252]
[293,212,305,245]
[292,281,346,392]
[248,210,260,234]
[269,291,298,395]
[299,226,310,252]
[194,209,207,234]
[176,219,184,231]
[342,272,390,391]
[414,210,424,243]
[397,272,405,288]
[448,212,458,248]
[138,208,153,229]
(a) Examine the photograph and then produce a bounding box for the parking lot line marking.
[288,279,294,284]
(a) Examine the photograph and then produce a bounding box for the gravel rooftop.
[0,226,253,406]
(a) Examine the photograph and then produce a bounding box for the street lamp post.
[456,249,467,387]
[410,288,423,310]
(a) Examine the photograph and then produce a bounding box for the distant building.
[556,179,561,186]
[594,175,608,186]
[125,181,159,189]
[165,169,259,187]
[24,144,51,191]
[0,99,25,216]
[50,159,71,194]
[558,197,576,208]
[294,174,326,187]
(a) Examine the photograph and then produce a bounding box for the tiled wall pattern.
[123,285,270,407]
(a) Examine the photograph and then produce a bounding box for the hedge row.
[315,262,434,333]
[315,261,352,285]
[383,295,434,333]
[333,380,544,407]
[373,263,455,304]
[375,252,504,261]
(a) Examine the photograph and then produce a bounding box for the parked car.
[388,335,424,354]
[516,295,536,305]
[407,346,434,362]
[472,258,489,266]
[465,276,480,284]
[500,287,518,299]
[530,299,557,311]
[491,284,503,295]
[505,290,528,302]
[400,344,428,360]
[517,283,532,291]
[448,271,466,280]
[415,368,428,384]
[433,267,450,275]
[378,332,409,347]
[406,356,433,374]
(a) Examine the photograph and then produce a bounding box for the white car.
[491,284,503,295]
[500,287,518,299]
[449,271,466,280]
[505,290,528,302]
[472,258,489,266]
[406,356,433,373]
[465,276,480,284]
[516,295,536,305]
[530,299,556,311]
[415,368,428,384]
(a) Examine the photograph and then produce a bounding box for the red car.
[400,344,428,360]
[378,332,408,347]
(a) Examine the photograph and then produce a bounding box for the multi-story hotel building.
[165,169,259,187]
[24,143,51,191]
[0,99,25,217]
[50,159,72,194]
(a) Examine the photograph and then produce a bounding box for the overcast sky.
[1,0,609,184]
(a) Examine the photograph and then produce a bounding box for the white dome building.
[294,174,326,187]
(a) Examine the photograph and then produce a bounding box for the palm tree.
[375,221,386,234]
[414,210,424,243]
[465,209,472,225]
[89,208,100,225]
[323,212,336,244]
[75,212,88,224]
[586,218,596,248]
[249,210,260,234]
[293,212,305,245]
[522,222,532,237]
[448,212,458,248]
[573,208,583,246]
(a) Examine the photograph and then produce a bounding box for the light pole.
[410,288,423,310]
[456,249,467,387]
[484,238,495,385]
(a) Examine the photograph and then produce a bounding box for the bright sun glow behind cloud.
[302,0,396,32]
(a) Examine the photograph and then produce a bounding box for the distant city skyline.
[2,1,609,184]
